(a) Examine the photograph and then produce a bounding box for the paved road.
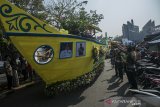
[0,60,134,107]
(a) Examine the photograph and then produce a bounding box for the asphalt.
[0,60,140,107]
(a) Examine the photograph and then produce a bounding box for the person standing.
[126,46,138,89]
[4,59,13,90]
[11,58,19,87]
[122,51,131,84]
[21,58,28,81]
[110,47,115,69]
[135,48,141,61]
[27,63,33,81]
[116,49,124,81]
[114,48,119,76]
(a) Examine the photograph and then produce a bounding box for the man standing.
[122,51,130,83]
[116,49,124,81]
[114,48,119,76]
[110,47,115,69]
[126,46,138,89]
[4,57,13,90]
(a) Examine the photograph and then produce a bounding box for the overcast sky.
[45,0,160,37]
[85,0,160,37]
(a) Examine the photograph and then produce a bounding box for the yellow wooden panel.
[0,0,105,85]
[10,36,102,85]
[0,0,61,34]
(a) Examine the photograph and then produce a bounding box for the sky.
[45,0,160,37]
[85,0,160,37]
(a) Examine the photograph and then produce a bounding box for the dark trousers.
[22,69,28,81]
[115,62,118,76]
[6,75,13,90]
[117,62,123,80]
[124,64,131,84]
[118,67,123,80]
[127,68,138,89]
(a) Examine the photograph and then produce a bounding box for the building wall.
[153,25,160,34]
[122,19,140,42]
[142,20,155,36]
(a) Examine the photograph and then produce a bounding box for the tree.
[8,0,48,21]
[46,0,87,28]
[47,0,103,35]
[8,0,30,11]
[8,0,104,35]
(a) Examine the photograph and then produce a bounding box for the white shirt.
[60,50,72,58]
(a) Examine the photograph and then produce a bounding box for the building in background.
[140,20,160,42]
[142,20,155,35]
[140,19,155,40]
[122,19,140,43]
[122,19,160,43]
[152,25,160,34]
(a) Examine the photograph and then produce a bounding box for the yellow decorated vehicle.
[0,0,106,95]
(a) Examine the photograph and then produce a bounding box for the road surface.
[0,60,139,107]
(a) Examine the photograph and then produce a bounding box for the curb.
[0,81,40,99]
[13,81,36,90]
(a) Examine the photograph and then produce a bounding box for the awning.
[148,39,160,44]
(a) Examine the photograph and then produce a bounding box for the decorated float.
[0,0,107,96]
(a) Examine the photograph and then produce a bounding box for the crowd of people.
[110,45,142,89]
[0,43,36,90]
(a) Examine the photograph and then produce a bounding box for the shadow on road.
[108,82,129,97]
[106,68,113,72]
[107,75,118,83]
[101,75,118,83]
[99,82,129,103]
[0,82,87,107]
[0,65,105,107]
[107,77,122,90]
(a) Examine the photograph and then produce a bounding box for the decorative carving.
[0,4,52,33]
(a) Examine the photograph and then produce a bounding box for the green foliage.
[0,29,2,38]
[45,61,105,96]
[47,0,104,35]
[8,0,30,11]
[8,0,48,21]
[8,0,104,35]
[92,47,99,63]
